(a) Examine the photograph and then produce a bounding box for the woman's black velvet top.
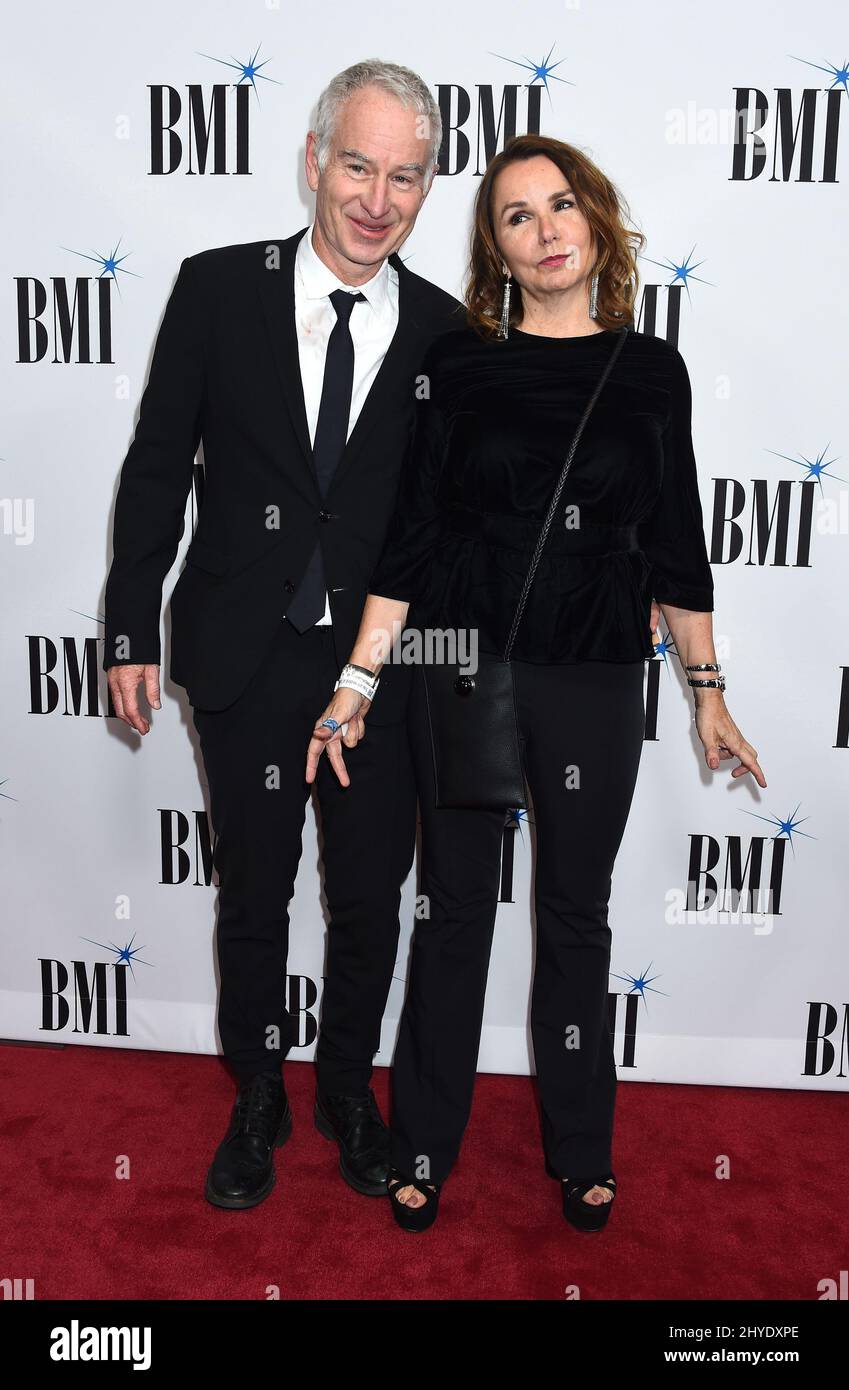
[368,323,715,663]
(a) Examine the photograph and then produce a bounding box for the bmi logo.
[730,55,847,182]
[40,958,131,1037]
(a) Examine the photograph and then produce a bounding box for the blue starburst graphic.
[489,43,575,103]
[789,54,849,97]
[764,443,848,492]
[650,626,678,668]
[610,962,668,1007]
[505,806,533,837]
[81,933,152,982]
[69,608,106,645]
[196,42,283,108]
[58,236,140,301]
[740,803,815,859]
[640,245,714,304]
[70,608,105,631]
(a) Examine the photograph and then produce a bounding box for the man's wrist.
[347,649,382,676]
[335,663,380,701]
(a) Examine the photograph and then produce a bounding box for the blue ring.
[320,717,340,733]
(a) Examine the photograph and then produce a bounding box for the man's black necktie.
[286,288,366,632]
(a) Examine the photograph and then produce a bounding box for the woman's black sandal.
[387,1166,441,1233]
[559,1173,617,1233]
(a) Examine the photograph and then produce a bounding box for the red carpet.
[1,1043,845,1300]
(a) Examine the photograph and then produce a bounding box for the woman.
[306,133,766,1232]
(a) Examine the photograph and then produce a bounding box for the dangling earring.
[497,267,512,339]
[588,271,599,319]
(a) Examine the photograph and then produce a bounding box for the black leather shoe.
[314,1088,390,1196]
[205,1071,292,1209]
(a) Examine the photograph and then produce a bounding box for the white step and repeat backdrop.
[2,0,847,1089]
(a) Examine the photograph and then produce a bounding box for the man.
[103,59,464,1208]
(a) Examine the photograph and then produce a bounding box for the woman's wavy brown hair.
[465,133,645,339]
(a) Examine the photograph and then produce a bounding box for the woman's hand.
[694,695,766,786]
[305,686,371,788]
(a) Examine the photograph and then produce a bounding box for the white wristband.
[334,664,380,700]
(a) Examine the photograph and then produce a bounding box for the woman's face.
[492,154,595,305]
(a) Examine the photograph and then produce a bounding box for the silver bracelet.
[685,662,725,690]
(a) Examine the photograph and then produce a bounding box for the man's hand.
[306,686,370,788]
[107,664,162,735]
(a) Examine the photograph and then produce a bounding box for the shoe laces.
[325,1089,380,1122]
[233,1074,281,1139]
[324,1089,385,1155]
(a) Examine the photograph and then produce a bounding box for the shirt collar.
[297,222,394,319]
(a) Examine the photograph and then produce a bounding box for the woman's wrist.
[692,686,725,709]
[682,657,724,700]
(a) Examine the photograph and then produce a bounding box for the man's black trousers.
[192,619,416,1093]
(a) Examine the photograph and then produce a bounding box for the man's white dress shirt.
[293,223,400,623]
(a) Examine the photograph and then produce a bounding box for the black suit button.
[318,510,332,523]
[284,579,295,593]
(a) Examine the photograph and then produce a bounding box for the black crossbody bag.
[421,325,629,810]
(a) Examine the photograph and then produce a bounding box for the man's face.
[305,86,436,280]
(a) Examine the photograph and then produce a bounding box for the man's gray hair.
[313,60,442,190]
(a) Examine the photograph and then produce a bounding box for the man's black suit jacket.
[102,226,464,725]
